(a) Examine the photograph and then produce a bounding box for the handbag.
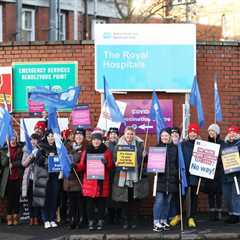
[134,177,149,200]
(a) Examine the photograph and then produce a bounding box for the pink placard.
[87,154,105,180]
[71,105,91,127]
[147,147,167,173]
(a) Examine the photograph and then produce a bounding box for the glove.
[31,148,38,157]
[101,158,107,165]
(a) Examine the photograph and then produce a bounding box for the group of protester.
[0,118,240,232]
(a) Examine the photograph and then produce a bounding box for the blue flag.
[0,107,14,146]
[23,119,33,154]
[189,76,205,128]
[178,143,188,195]
[103,76,125,123]
[30,87,80,109]
[149,90,166,143]
[3,94,14,141]
[48,108,71,177]
[214,74,222,122]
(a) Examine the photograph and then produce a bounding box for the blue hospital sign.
[95,24,196,93]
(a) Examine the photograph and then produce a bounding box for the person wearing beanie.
[171,127,181,145]
[63,127,86,229]
[152,128,178,232]
[75,129,113,231]
[105,127,121,225]
[202,124,224,221]
[222,125,240,224]
[34,121,47,138]
[173,123,200,228]
[112,126,147,230]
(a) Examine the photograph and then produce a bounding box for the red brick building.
[0,40,240,218]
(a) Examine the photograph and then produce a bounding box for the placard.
[147,147,167,173]
[87,154,105,180]
[222,146,240,174]
[48,156,62,172]
[116,145,136,169]
[189,140,220,180]
[19,196,29,223]
[71,105,91,127]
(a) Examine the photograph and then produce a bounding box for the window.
[0,5,2,42]
[91,19,106,40]
[22,8,35,41]
[59,12,66,40]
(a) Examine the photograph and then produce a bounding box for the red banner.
[0,67,12,111]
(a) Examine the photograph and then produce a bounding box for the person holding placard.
[33,130,61,229]
[112,126,147,230]
[181,123,200,228]
[63,128,86,229]
[222,126,240,224]
[202,124,224,221]
[152,128,178,232]
[76,129,113,231]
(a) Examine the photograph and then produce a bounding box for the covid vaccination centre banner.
[95,24,196,92]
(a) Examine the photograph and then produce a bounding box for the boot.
[170,214,181,227]
[209,209,215,221]
[97,219,104,230]
[225,215,239,224]
[70,218,76,229]
[215,209,222,221]
[29,218,34,225]
[88,220,95,231]
[188,218,196,228]
[6,215,13,226]
[122,216,129,230]
[13,214,19,225]
[33,217,39,225]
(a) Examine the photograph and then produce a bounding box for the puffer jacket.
[76,143,113,198]
[33,142,58,207]
[156,142,179,193]
[222,137,240,183]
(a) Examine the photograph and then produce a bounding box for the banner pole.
[72,167,82,188]
[153,173,158,197]
[139,119,150,180]
[196,177,201,195]
[178,163,184,232]
[234,176,240,195]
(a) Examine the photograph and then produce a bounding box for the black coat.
[222,138,240,183]
[202,135,224,193]
[156,142,179,193]
[33,142,58,207]
[181,139,199,186]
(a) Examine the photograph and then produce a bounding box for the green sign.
[13,62,78,112]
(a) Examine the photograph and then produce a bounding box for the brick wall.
[0,40,240,217]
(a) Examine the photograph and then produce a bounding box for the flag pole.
[72,167,82,188]
[139,119,150,180]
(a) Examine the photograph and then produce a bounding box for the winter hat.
[34,121,47,131]
[108,127,119,136]
[227,126,239,134]
[61,128,73,140]
[171,127,181,135]
[208,124,220,135]
[188,123,200,135]
[160,127,171,136]
[74,127,86,137]
[91,128,103,141]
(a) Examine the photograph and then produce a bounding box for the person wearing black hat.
[76,129,113,231]
[152,128,178,232]
[171,127,181,145]
[63,127,86,229]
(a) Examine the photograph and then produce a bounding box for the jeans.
[69,191,83,223]
[223,181,240,216]
[153,192,172,222]
[41,174,60,222]
[208,192,222,210]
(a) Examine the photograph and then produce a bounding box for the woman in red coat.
[76,129,113,231]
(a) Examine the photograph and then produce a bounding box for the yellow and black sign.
[116,145,136,169]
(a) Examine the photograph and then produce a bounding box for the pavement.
[1,217,240,240]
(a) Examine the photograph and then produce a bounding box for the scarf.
[117,136,139,188]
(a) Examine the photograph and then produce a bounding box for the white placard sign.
[189,140,220,180]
